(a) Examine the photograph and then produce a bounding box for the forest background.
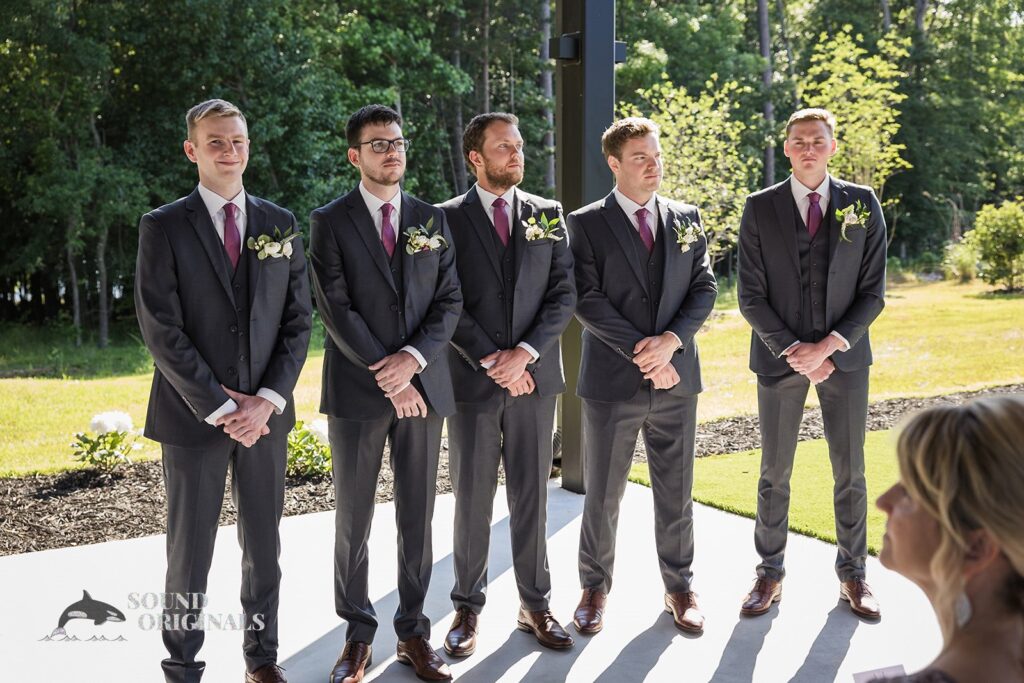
[2,0,1022,345]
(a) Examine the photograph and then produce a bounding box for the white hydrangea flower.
[308,419,330,444]
[525,226,545,241]
[90,411,134,434]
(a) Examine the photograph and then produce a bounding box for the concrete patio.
[0,480,939,682]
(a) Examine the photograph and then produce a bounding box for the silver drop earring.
[954,592,972,628]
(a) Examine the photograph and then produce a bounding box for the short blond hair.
[185,99,247,140]
[896,395,1024,641]
[785,108,836,137]
[601,117,660,160]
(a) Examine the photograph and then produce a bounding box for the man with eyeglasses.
[310,104,462,683]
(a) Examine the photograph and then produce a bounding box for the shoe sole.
[516,621,575,649]
[571,618,603,635]
[395,652,452,681]
[739,590,782,616]
[839,592,882,620]
[442,641,475,658]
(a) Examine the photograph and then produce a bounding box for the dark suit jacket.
[135,188,313,448]
[568,193,718,402]
[737,176,887,375]
[439,186,576,403]
[310,188,462,420]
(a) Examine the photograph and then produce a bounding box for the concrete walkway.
[1,481,939,682]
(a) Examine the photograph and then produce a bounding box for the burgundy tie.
[807,192,822,240]
[223,203,240,271]
[635,207,655,253]
[492,197,510,247]
[381,202,397,258]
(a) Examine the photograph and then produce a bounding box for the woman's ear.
[962,528,1003,581]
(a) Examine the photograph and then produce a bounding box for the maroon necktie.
[223,203,240,271]
[635,207,655,253]
[807,192,822,240]
[492,197,510,247]
[381,202,397,258]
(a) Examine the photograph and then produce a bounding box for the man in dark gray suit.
[310,105,462,683]
[135,99,312,683]
[438,113,577,657]
[737,108,887,620]
[567,118,717,636]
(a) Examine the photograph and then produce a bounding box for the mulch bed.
[2,384,1020,557]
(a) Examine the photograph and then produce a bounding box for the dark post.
[551,1,624,493]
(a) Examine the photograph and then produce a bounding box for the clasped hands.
[633,332,681,390]
[216,385,274,448]
[784,338,839,384]
[369,351,427,419]
[480,347,536,397]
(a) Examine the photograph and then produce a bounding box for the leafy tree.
[969,200,1024,292]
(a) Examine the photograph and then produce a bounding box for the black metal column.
[552,1,624,493]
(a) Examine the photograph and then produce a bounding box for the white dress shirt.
[196,184,287,425]
[784,174,850,354]
[473,184,540,365]
[357,182,428,373]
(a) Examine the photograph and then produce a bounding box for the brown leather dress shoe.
[664,592,704,633]
[573,588,607,634]
[396,636,452,681]
[329,641,372,683]
[444,607,479,657]
[245,663,287,683]
[840,578,881,619]
[516,607,575,649]
[740,577,782,616]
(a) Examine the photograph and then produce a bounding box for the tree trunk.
[775,0,799,109]
[540,0,556,194]
[758,0,775,187]
[915,0,928,33]
[481,0,491,113]
[450,16,468,194]
[96,225,109,348]
[66,216,82,347]
[881,0,892,31]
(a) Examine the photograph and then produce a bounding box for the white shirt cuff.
[205,398,238,425]
[401,345,427,371]
[480,359,495,369]
[830,330,851,351]
[781,340,802,357]
[257,388,286,415]
[665,332,683,350]
[516,342,540,362]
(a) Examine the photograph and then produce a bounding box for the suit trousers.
[754,367,870,581]
[328,409,444,643]
[160,435,287,683]
[578,383,698,595]
[448,390,557,614]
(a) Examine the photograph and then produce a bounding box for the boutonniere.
[835,200,871,242]
[247,227,299,260]
[522,212,564,241]
[404,216,448,254]
[672,215,702,253]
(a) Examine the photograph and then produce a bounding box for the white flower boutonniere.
[247,227,299,260]
[672,216,702,253]
[405,216,448,255]
[522,212,564,241]
[835,200,871,243]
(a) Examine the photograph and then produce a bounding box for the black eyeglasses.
[356,137,411,154]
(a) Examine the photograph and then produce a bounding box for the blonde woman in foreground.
[876,395,1024,682]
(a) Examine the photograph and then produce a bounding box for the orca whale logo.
[47,590,126,639]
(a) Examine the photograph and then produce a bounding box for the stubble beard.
[365,165,404,188]
[483,163,523,192]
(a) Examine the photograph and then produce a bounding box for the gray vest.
[486,212,517,348]
[623,210,665,336]
[227,249,253,393]
[795,203,832,342]
[388,241,409,345]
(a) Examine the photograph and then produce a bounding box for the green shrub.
[942,240,978,283]
[886,256,911,283]
[71,411,139,471]
[913,251,942,274]
[971,200,1024,292]
[287,419,331,477]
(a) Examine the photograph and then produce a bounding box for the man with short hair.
[439,112,577,657]
[737,108,887,619]
[567,117,717,636]
[136,98,313,683]
[310,104,462,683]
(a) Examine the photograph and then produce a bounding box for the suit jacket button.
[641,297,648,303]
[230,325,238,333]
[239,354,247,362]
[228,367,237,376]
[497,293,503,300]
[400,334,406,340]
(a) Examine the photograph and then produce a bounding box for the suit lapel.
[512,189,531,282]
[245,194,267,308]
[345,190,397,292]
[461,186,503,282]
[400,191,421,305]
[600,193,649,293]
[827,178,848,265]
[656,198,679,325]
[185,189,235,305]
[772,178,802,274]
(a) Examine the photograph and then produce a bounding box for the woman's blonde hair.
[896,394,1024,641]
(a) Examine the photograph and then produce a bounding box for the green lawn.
[2,279,1021,476]
[628,430,899,555]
